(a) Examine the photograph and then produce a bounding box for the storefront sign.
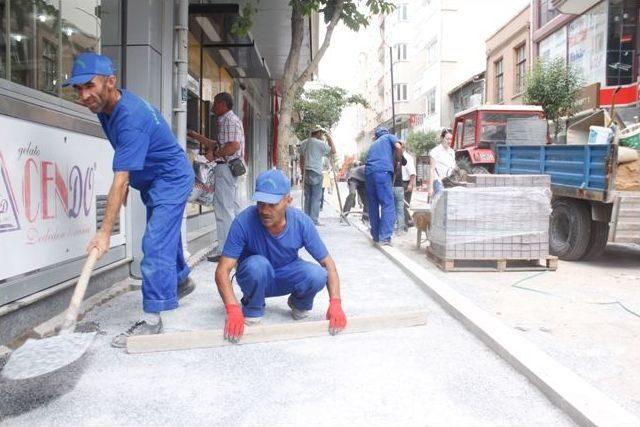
[575,82,601,112]
[0,115,122,281]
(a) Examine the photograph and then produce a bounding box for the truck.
[451,105,548,173]
[496,144,640,260]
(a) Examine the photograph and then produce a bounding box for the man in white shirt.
[401,151,417,228]
[429,129,456,196]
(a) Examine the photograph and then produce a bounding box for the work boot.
[287,295,309,320]
[379,240,392,247]
[177,277,196,300]
[111,318,163,348]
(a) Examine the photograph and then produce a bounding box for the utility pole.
[389,46,396,134]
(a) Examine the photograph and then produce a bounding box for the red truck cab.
[451,105,548,173]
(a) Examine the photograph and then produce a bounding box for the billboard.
[0,115,124,281]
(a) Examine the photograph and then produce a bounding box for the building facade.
[0,0,316,345]
[485,5,531,105]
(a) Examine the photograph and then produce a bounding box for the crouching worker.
[215,169,347,342]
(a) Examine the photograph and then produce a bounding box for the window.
[395,43,407,61]
[515,45,526,94]
[569,2,605,85]
[394,83,408,102]
[426,38,437,65]
[463,117,476,147]
[426,87,436,116]
[3,1,102,101]
[539,0,560,27]
[539,26,567,63]
[397,3,408,22]
[606,0,637,86]
[494,59,504,103]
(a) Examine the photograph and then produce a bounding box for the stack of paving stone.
[428,174,551,261]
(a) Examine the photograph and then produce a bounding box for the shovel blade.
[1,332,96,381]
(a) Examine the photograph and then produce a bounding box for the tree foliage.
[524,58,583,139]
[293,85,368,140]
[406,130,439,156]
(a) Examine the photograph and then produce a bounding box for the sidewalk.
[1,202,573,425]
[355,185,640,417]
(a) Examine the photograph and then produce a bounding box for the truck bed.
[496,144,617,202]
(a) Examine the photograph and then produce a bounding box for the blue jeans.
[236,255,327,318]
[365,171,395,242]
[140,202,190,313]
[393,186,405,231]
[304,170,323,224]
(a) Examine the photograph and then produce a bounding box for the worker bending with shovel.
[65,53,195,347]
[215,169,347,342]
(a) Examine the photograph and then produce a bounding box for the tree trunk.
[276,0,345,175]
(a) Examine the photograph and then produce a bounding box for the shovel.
[1,248,100,380]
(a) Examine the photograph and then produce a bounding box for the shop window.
[515,45,526,94]
[606,0,637,86]
[568,2,606,86]
[426,87,436,116]
[2,0,101,101]
[538,0,560,28]
[394,83,408,102]
[494,59,504,103]
[539,26,567,64]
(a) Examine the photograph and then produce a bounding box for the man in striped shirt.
[188,92,245,262]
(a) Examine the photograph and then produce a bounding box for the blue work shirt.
[223,205,329,268]
[98,89,194,206]
[365,134,400,175]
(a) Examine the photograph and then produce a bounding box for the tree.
[406,130,439,156]
[524,57,583,141]
[235,0,395,174]
[293,85,368,140]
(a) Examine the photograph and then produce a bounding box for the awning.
[189,3,270,79]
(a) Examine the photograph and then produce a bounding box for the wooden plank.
[126,310,428,354]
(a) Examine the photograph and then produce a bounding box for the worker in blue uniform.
[364,127,404,245]
[64,52,195,347]
[215,169,347,342]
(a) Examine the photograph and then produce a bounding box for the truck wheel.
[581,221,610,260]
[549,198,591,261]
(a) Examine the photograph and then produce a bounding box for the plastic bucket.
[620,123,640,149]
[587,126,613,145]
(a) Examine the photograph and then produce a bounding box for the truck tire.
[581,221,610,261]
[549,198,591,261]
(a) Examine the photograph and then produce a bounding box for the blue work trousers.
[365,171,395,242]
[236,255,327,318]
[140,201,189,313]
[304,170,323,224]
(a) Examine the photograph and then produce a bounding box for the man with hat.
[299,125,336,225]
[215,169,347,342]
[64,52,195,347]
[365,127,404,245]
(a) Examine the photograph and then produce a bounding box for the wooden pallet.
[427,248,558,272]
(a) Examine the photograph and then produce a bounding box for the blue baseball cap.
[375,127,389,138]
[62,52,115,87]
[252,169,291,204]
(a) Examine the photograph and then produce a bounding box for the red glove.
[224,304,244,343]
[326,298,347,335]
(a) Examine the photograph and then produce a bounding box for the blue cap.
[62,52,115,87]
[375,127,389,138]
[252,169,291,204]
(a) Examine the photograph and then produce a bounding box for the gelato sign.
[0,115,121,281]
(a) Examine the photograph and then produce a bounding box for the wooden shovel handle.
[60,248,100,331]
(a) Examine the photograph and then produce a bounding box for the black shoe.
[178,277,196,300]
[207,254,221,263]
